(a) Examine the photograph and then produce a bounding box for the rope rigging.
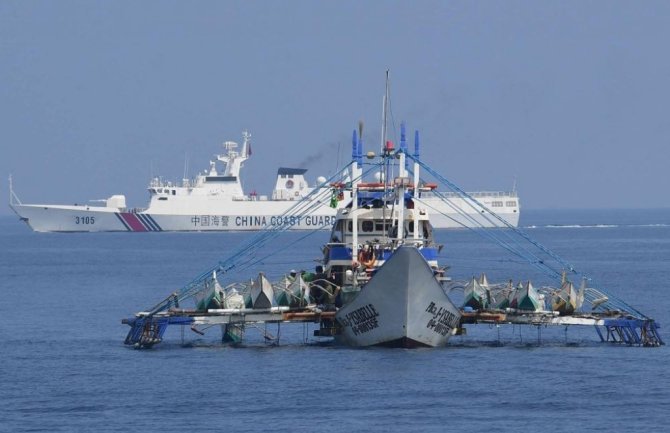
[404,152,648,319]
[407,153,577,280]
[142,148,649,321]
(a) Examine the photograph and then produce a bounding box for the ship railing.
[149,178,180,188]
[421,190,518,199]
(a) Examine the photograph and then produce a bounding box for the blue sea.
[1,209,669,432]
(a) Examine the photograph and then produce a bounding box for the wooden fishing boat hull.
[276,276,310,307]
[250,273,276,309]
[463,277,488,310]
[194,281,222,311]
[552,281,578,315]
[512,282,542,312]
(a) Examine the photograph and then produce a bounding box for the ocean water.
[1,209,669,432]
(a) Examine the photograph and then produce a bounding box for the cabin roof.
[277,167,308,175]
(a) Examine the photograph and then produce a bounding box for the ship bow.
[336,246,461,348]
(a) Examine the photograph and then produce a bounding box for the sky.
[1,1,669,215]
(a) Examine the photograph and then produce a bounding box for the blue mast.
[400,122,408,171]
[414,130,420,158]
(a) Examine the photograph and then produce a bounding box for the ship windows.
[158,197,167,201]
[172,190,176,195]
[491,201,503,207]
[506,201,516,207]
[361,221,374,232]
[408,221,414,233]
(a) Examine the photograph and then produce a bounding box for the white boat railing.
[421,190,518,199]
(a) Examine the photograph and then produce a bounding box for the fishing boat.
[194,270,247,311]
[462,276,489,310]
[222,288,245,310]
[318,80,462,347]
[193,273,223,311]
[193,271,246,311]
[492,280,515,309]
[323,163,462,347]
[275,273,311,308]
[9,131,521,232]
[248,273,276,309]
[511,280,543,312]
[552,280,580,315]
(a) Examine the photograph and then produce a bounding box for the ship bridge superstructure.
[330,195,433,247]
[272,168,317,200]
[147,132,250,208]
[217,131,250,178]
[144,132,331,215]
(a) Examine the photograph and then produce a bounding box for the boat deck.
[460,309,663,346]
[122,306,663,348]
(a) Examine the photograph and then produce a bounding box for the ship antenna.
[380,70,391,241]
[335,141,342,174]
[357,120,364,166]
[242,130,251,158]
[380,69,389,155]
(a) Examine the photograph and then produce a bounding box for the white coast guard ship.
[9,131,520,232]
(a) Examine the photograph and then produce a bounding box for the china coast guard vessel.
[9,131,520,232]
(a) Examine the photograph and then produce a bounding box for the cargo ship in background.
[9,131,520,232]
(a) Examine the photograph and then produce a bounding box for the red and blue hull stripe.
[115,213,163,232]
